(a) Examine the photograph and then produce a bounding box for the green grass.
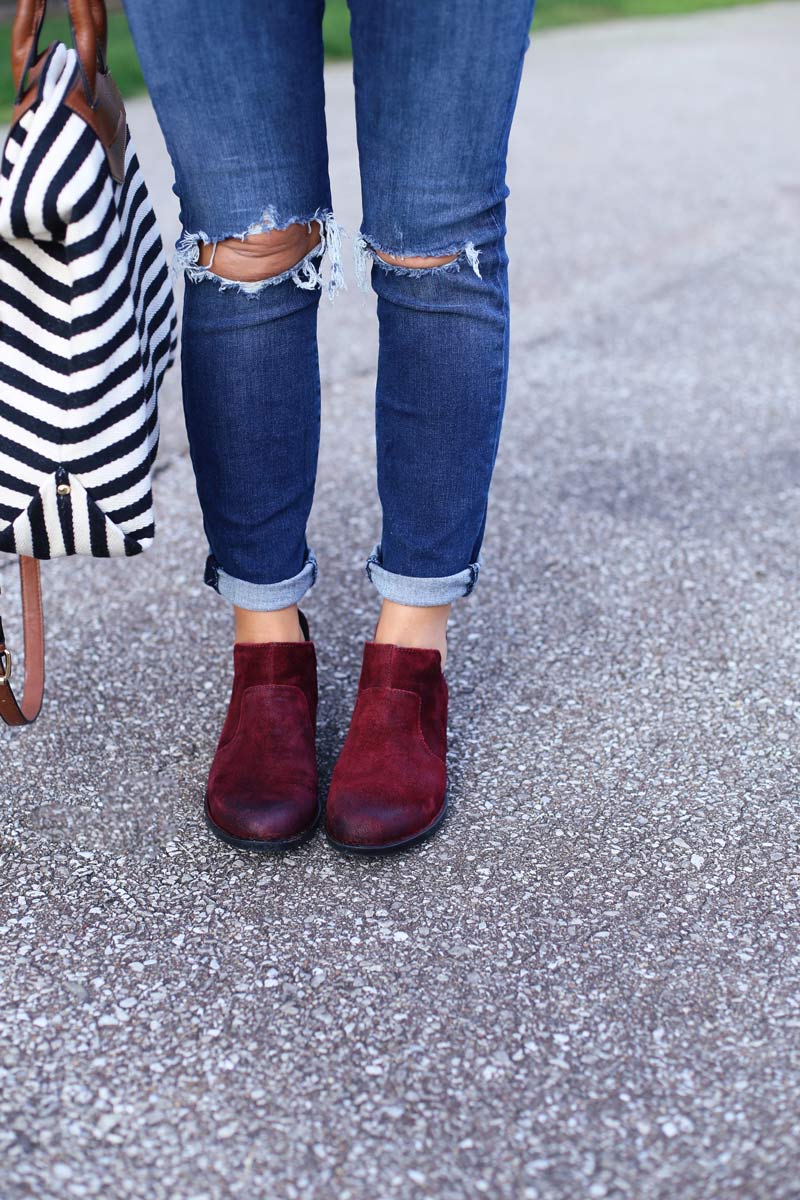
[530,0,772,26]
[324,0,776,41]
[0,0,778,123]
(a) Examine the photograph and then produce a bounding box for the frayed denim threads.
[175,210,345,301]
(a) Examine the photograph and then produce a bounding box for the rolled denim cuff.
[205,549,317,611]
[365,545,480,606]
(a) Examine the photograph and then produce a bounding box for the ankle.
[373,600,450,667]
[234,603,305,645]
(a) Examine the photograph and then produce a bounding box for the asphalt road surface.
[1,5,799,1198]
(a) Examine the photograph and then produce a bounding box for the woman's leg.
[123,0,341,641]
[348,0,535,659]
[326,0,535,852]
[123,1,336,848]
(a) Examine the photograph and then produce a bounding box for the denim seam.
[464,562,481,596]
[174,208,345,301]
[353,235,482,293]
[490,26,532,213]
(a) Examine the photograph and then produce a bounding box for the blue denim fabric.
[123,0,535,610]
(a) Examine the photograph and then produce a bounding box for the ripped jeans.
[123,0,536,609]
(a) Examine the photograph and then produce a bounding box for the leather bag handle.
[0,557,45,727]
[12,0,108,103]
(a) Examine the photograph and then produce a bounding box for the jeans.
[123,0,535,609]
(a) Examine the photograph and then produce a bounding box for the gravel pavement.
[2,5,799,1198]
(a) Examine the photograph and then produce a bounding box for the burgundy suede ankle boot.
[204,612,319,851]
[325,641,448,854]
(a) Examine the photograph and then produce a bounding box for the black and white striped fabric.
[0,42,176,559]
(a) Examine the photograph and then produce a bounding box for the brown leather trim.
[10,45,48,123]
[65,66,126,184]
[11,87,38,123]
[0,557,45,727]
[10,2,121,178]
[9,44,127,185]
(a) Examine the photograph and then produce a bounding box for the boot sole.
[325,796,448,856]
[204,793,321,853]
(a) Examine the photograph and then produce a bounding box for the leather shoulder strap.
[0,556,45,727]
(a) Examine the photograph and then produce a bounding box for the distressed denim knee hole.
[175,208,345,300]
[354,235,482,292]
[198,223,322,283]
[374,249,459,270]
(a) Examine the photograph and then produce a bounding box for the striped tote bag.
[0,0,177,725]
